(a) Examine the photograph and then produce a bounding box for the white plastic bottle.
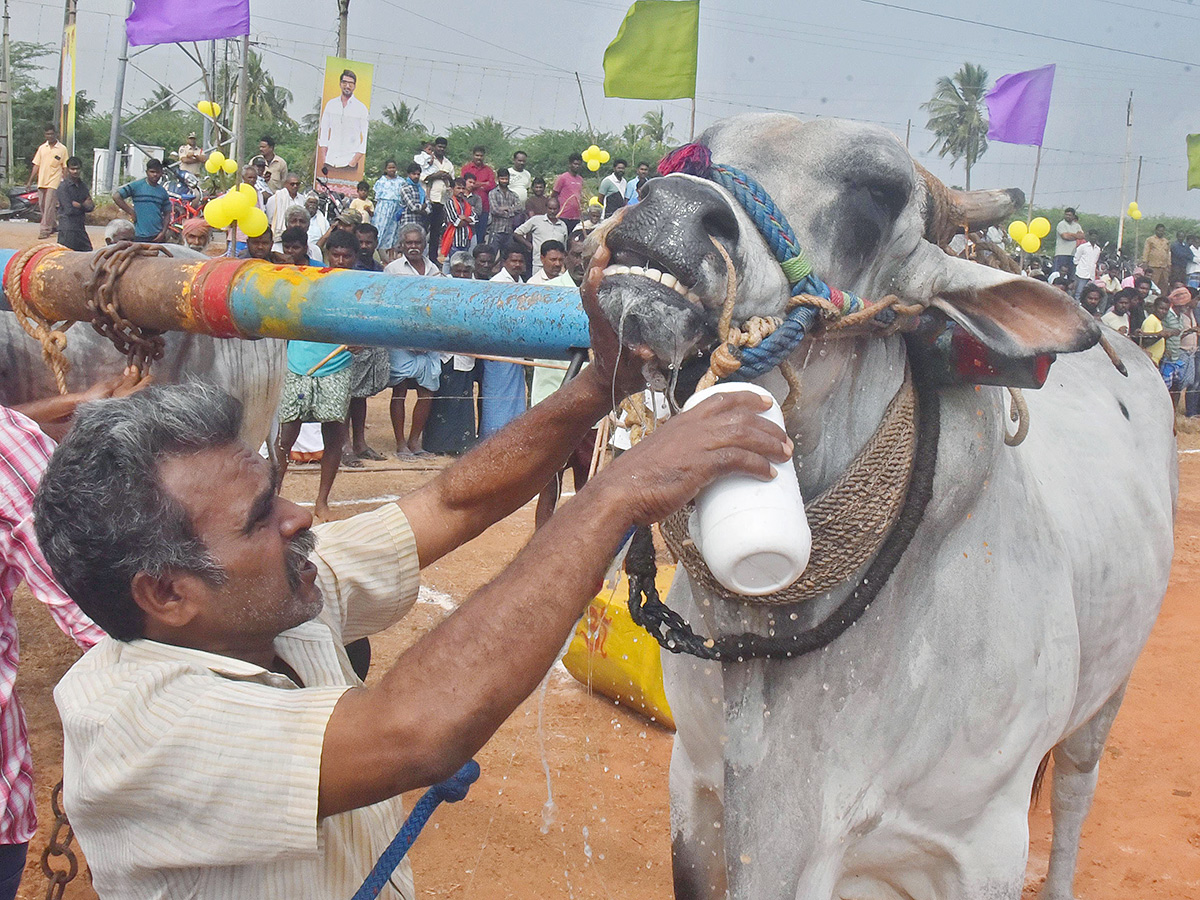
[681,383,811,596]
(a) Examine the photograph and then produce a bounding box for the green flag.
[603,0,699,100]
[1188,134,1200,190]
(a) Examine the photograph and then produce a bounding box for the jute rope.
[4,242,74,394]
[660,366,917,606]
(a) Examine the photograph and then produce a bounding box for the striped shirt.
[0,407,104,845]
[55,504,421,899]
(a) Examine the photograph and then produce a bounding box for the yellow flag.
[1188,134,1200,191]
[603,0,699,101]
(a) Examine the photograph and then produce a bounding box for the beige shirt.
[32,140,67,189]
[178,143,205,176]
[264,155,289,192]
[54,504,422,900]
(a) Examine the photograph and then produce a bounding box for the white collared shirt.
[54,505,421,900]
[318,93,370,168]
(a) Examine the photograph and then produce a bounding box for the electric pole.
[337,0,349,56]
[1,0,11,181]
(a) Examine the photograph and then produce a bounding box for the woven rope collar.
[660,364,917,606]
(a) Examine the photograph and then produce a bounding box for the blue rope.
[352,760,481,900]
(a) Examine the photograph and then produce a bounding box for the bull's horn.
[916,162,1025,246]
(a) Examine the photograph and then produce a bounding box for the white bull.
[589,114,1176,900]
[1,247,286,445]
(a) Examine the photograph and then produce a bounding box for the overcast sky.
[13,0,1200,217]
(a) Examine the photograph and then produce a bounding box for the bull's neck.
[756,334,907,498]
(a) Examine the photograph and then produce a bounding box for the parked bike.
[162,163,208,242]
[0,185,41,222]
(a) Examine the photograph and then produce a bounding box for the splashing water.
[537,673,557,835]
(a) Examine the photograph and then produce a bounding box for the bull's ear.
[929,258,1100,360]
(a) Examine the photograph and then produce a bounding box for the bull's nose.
[639,177,739,243]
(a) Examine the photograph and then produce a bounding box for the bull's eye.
[861,180,907,219]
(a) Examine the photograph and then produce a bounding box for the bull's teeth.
[614,265,630,275]
[645,267,662,282]
[661,273,678,290]
[686,290,701,304]
[674,282,689,297]
[602,265,620,277]
[629,266,645,276]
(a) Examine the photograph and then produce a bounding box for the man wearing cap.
[177,133,205,177]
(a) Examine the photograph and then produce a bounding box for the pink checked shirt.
[0,407,103,844]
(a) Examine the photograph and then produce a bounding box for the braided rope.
[4,242,74,394]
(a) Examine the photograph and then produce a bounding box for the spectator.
[354,222,383,270]
[487,168,522,245]
[508,149,532,204]
[1137,295,1177,367]
[1188,235,1200,289]
[472,243,497,279]
[423,137,455,263]
[423,250,482,456]
[1142,224,1171,296]
[439,177,476,268]
[279,225,318,266]
[176,132,205,177]
[552,152,585,233]
[1171,230,1192,288]
[111,158,170,242]
[514,196,569,273]
[258,136,288,191]
[414,138,435,175]
[103,218,135,244]
[1101,290,1133,336]
[349,180,374,224]
[226,164,268,255]
[573,201,604,239]
[180,218,213,254]
[525,176,549,219]
[625,162,651,206]
[1129,275,1153,334]
[598,158,628,217]
[1072,230,1102,300]
[527,239,566,286]
[237,227,277,261]
[275,229,358,519]
[345,241,391,473]
[1162,287,1195,403]
[382,225,444,457]
[27,125,67,239]
[250,156,272,198]
[397,161,429,236]
[1096,262,1121,296]
[266,173,304,250]
[55,156,93,252]
[373,160,406,254]
[1053,208,1084,277]
[463,174,482,229]
[482,245,529,438]
[1047,260,1072,289]
[1079,283,1105,319]
[304,194,329,261]
[1173,287,1200,416]
[461,145,497,239]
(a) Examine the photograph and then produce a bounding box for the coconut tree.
[638,107,673,145]
[922,62,990,190]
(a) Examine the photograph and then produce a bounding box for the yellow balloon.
[197,100,211,117]
[1129,200,1140,211]
[1007,220,1028,241]
[204,156,221,174]
[1131,209,1143,220]
[587,159,601,172]
[1029,216,1051,239]
[1020,234,1041,254]
[210,102,221,117]
[598,150,610,164]
[224,189,253,216]
[239,206,269,238]
[221,158,239,175]
[209,150,226,167]
[203,197,233,229]
[237,182,258,202]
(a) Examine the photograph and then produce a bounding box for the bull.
[586,114,1176,900]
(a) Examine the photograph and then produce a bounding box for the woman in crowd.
[373,160,405,254]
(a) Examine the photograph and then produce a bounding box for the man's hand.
[588,390,793,526]
[80,368,153,403]
[580,225,655,400]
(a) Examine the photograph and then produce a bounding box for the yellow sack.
[562,566,676,730]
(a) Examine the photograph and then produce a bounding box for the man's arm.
[111,186,134,219]
[320,389,791,815]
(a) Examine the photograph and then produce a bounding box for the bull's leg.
[1037,682,1128,900]
[669,735,727,900]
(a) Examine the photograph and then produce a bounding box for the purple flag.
[985,64,1055,147]
[126,0,249,46]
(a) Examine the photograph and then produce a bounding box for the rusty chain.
[39,781,79,900]
[85,241,170,375]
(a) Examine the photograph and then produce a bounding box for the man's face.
[434,142,446,159]
[464,176,476,194]
[450,262,473,279]
[1137,281,1151,299]
[614,162,627,178]
[1088,232,1098,244]
[305,197,318,214]
[146,167,162,185]
[1065,210,1076,223]
[453,182,467,199]
[259,141,272,158]
[285,176,300,197]
[340,75,356,98]
[246,234,273,259]
[1059,264,1070,277]
[187,136,197,147]
[569,158,582,174]
[402,234,426,265]
[546,198,560,220]
[588,206,602,223]
[498,173,510,188]
[513,152,527,171]
[1082,290,1102,310]
[45,129,57,145]
[1178,232,1185,242]
[242,167,257,186]
[357,231,378,259]
[328,244,357,269]
[636,163,649,179]
[565,241,585,284]
[541,249,565,278]
[1113,296,1130,315]
[1156,225,1166,238]
[185,230,210,251]
[474,251,495,277]
[532,182,545,197]
[66,162,81,180]
[283,241,308,265]
[503,252,526,279]
[472,149,485,166]
[1155,299,1170,318]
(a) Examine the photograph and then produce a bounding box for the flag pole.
[1134,154,1143,257]
[688,98,695,141]
[105,0,133,194]
[1027,144,1042,224]
[1116,91,1133,257]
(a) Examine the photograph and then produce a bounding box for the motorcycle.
[313,166,351,222]
[0,185,41,222]
[162,163,208,242]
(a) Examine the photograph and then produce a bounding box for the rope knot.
[779,253,812,285]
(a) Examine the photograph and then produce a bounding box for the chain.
[85,241,170,375]
[39,781,79,900]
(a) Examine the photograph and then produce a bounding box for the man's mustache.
[285,528,317,590]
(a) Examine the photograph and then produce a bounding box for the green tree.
[9,41,55,94]
[922,62,990,191]
[141,86,177,113]
[638,107,673,145]
[381,102,424,131]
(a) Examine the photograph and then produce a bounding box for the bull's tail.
[1031,752,1051,807]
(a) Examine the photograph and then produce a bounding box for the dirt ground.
[4,218,1200,897]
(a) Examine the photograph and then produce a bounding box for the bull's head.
[586,114,1098,379]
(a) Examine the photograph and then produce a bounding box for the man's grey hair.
[398,223,427,247]
[34,383,243,641]
[285,206,311,227]
[448,250,474,271]
[104,219,136,244]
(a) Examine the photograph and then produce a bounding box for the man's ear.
[130,570,204,631]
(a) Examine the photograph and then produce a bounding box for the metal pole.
[202,40,215,149]
[1116,91,1133,257]
[1,0,12,181]
[689,98,696,142]
[1027,145,1043,223]
[905,118,911,149]
[105,0,133,194]
[231,34,249,163]
[337,0,349,57]
[1134,154,1143,256]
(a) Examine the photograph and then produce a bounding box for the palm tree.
[142,85,176,112]
[638,107,673,145]
[381,102,423,131]
[922,63,990,190]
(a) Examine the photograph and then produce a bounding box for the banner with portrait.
[316,56,374,195]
